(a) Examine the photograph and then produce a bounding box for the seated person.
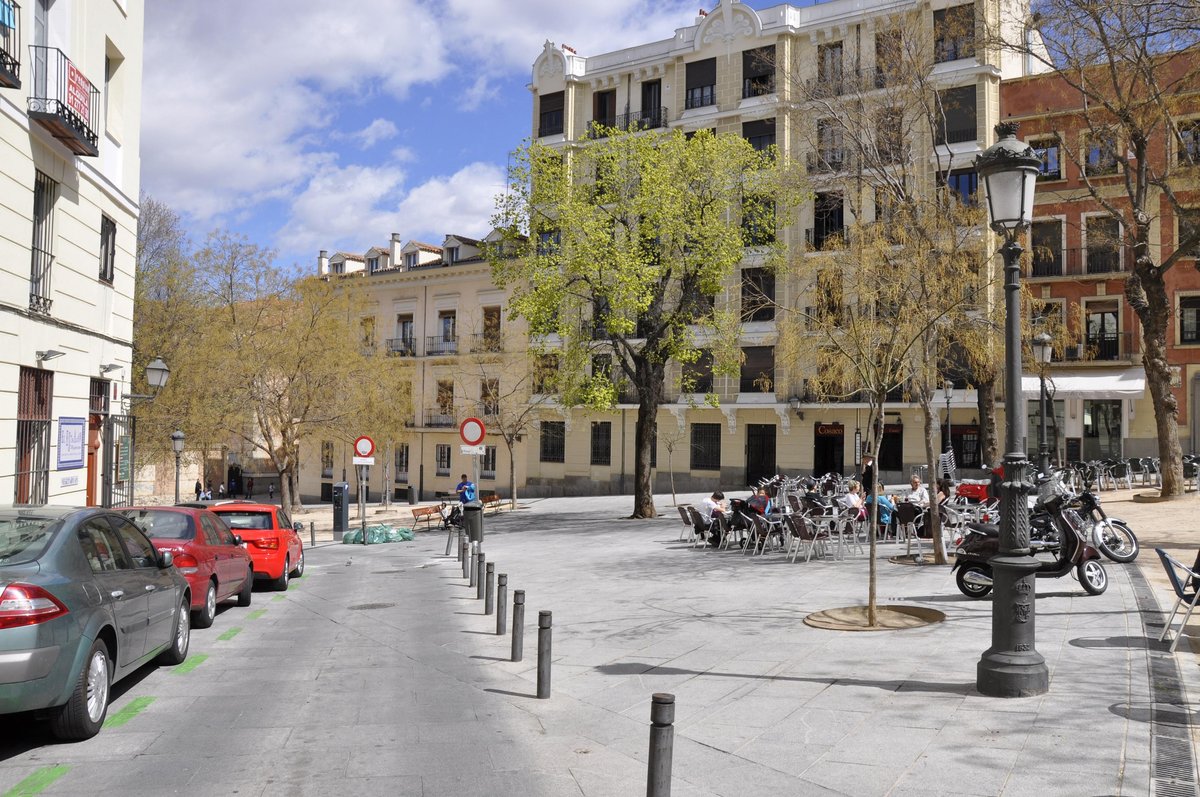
[905,475,930,508]
[863,486,896,527]
[838,480,864,513]
[701,491,728,522]
[936,478,954,505]
[747,487,772,515]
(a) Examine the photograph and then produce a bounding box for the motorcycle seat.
[967,522,1000,537]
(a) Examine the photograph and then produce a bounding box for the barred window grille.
[29,169,56,314]
[435,444,451,476]
[540,421,565,463]
[590,422,612,466]
[16,366,52,505]
[481,445,497,480]
[89,378,109,415]
[690,423,721,471]
[394,443,408,482]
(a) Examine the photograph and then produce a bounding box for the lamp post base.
[977,554,1049,697]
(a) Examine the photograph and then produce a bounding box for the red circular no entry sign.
[353,436,375,457]
[459,417,486,446]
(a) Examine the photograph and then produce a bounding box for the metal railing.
[470,332,503,353]
[14,419,49,506]
[1081,330,1135,361]
[685,85,715,110]
[425,335,458,356]
[0,1,21,89]
[538,110,563,137]
[1028,245,1132,278]
[743,75,775,98]
[807,150,850,174]
[616,106,668,131]
[386,336,417,356]
[27,45,99,156]
[934,124,977,145]
[425,410,456,428]
[804,226,849,251]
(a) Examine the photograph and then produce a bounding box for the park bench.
[481,491,504,514]
[410,505,440,531]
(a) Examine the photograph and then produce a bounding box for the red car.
[198,501,304,591]
[119,506,254,628]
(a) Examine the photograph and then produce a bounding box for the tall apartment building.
[0,0,144,506]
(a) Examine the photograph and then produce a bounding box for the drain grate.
[348,602,396,611]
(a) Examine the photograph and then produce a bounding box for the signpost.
[459,418,486,505]
[352,436,375,545]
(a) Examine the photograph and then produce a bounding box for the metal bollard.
[476,552,486,600]
[445,524,454,556]
[309,521,316,548]
[646,693,676,797]
[496,574,507,635]
[485,563,495,614]
[461,542,469,578]
[511,590,525,662]
[536,610,552,699]
[469,543,477,587]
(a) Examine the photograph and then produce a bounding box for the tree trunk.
[1127,259,1185,497]
[922,397,947,565]
[667,448,677,507]
[630,358,663,519]
[507,441,518,510]
[279,466,295,513]
[977,376,999,468]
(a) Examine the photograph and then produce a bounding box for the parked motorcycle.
[953,477,1108,598]
[1072,485,1139,563]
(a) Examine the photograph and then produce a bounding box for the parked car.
[0,506,191,740]
[118,506,254,628]
[181,501,304,590]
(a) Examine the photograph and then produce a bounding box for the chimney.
[317,249,329,276]
[390,233,402,270]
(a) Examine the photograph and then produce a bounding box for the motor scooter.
[952,480,1108,598]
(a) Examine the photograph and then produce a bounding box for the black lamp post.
[1033,333,1053,477]
[974,121,1049,698]
[171,430,185,505]
[942,381,954,477]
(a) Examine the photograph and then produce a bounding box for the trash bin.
[462,499,484,543]
[332,482,350,541]
[406,485,417,505]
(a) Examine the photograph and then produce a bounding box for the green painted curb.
[246,609,266,620]
[103,696,155,728]
[2,765,70,796]
[217,626,241,641]
[171,653,208,675]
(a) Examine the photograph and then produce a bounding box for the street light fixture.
[1033,333,1053,477]
[942,381,954,477]
[974,121,1048,698]
[171,430,185,505]
[125,357,170,406]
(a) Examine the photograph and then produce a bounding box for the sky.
[141,0,782,273]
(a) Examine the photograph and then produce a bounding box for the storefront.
[1020,367,1145,463]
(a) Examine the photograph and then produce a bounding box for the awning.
[1020,367,1146,400]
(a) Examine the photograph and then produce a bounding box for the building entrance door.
[813,423,844,475]
[745,424,776,487]
[1083,400,1122,460]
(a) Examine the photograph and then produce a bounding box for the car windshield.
[0,514,62,566]
[119,509,194,540]
[215,511,274,531]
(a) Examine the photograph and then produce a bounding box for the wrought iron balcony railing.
[386,336,417,357]
[616,106,668,131]
[804,226,849,251]
[28,45,99,156]
[538,110,564,137]
[1028,245,1132,278]
[743,75,775,98]
[469,332,503,353]
[934,123,978,146]
[425,335,458,356]
[425,410,456,428]
[0,1,21,89]
[1076,330,1135,362]
[807,150,850,174]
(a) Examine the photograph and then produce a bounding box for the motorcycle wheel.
[955,565,992,599]
[1094,520,1138,563]
[1078,559,1108,595]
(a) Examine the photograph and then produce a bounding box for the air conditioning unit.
[1065,344,1082,361]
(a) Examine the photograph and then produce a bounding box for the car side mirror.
[158,550,174,569]
[232,535,243,546]
[293,522,304,533]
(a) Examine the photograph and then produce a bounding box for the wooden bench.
[410,505,440,531]
[481,492,504,514]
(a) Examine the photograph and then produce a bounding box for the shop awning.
[1020,367,1146,400]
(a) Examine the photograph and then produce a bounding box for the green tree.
[491,127,805,518]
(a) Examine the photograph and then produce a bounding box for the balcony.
[743,75,775,99]
[807,150,850,174]
[685,85,715,110]
[616,106,668,131]
[425,410,456,428]
[0,1,20,89]
[1028,246,1132,278]
[469,332,502,353]
[804,226,848,251]
[803,67,890,99]
[425,335,458,356]
[27,46,99,156]
[1077,331,1135,362]
[934,123,977,146]
[386,337,417,357]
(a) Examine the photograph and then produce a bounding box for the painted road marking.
[246,609,266,620]
[2,765,70,796]
[272,595,285,602]
[103,696,155,728]
[171,653,208,675]
[217,627,241,641]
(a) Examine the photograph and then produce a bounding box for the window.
[741,268,775,322]
[437,380,455,415]
[875,109,905,164]
[1031,137,1061,180]
[366,256,380,273]
[592,89,616,130]
[540,421,565,463]
[1030,220,1063,277]
[395,444,409,482]
[740,346,775,393]
[741,196,775,246]
[817,42,844,93]
[1181,297,1200,344]
[810,192,844,250]
[77,519,130,572]
[934,4,975,63]
[690,423,721,471]
[89,378,109,416]
[392,313,414,355]
[590,421,612,466]
[538,90,564,137]
[321,441,333,479]
[533,354,558,394]
[1085,216,1121,273]
[537,229,560,256]
[935,86,976,144]
[112,519,157,568]
[879,424,904,470]
[1178,119,1200,166]
[481,445,497,480]
[438,310,456,342]
[1084,130,1119,176]
[640,80,663,128]
[404,252,418,269]
[481,378,499,416]
[742,45,775,98]
[812,118,844,172]
[685,58,716,109]
[360,316,376,349]
[682,350,714,393]
[1085,300,1120,360]
[591,353,612,380]
[938,168,978,205]
[446,246,459,264]
[30,170,56,314]
[813,269,844,326]
[435,444,451,476]
[742,118,775,152]
[482,305,502,350]
[99,215,116,283]
[1178,209,1200,258]
[874,30,901,87]
[15,367,51,505]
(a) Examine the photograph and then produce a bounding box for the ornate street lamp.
[942,380,954,477]
[171,430,185,505]
[974,121,1049,698]
[1033,333,1053,477]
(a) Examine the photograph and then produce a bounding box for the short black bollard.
[484,563,495,615]
[511,590,525,662]
[309,521,316,548]
[461,542,469,578]
[647,693,676,797]
[536,610,552,699]
[469,543,477,587]
[476,552,486,600]
[496,574,507,634]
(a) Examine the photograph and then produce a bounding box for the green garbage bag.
[342,524,415,544]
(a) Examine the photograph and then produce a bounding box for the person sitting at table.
[838,480,865,516]
[747,487,772,515]
[863,485,895,528]
[905,475,930,508]
[701,491,728,522]
[936,478,954,504]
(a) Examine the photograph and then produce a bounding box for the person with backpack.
[456,474,476,504]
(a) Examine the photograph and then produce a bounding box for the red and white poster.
[65,62,90,120]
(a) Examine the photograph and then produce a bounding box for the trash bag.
[342,524,415,544]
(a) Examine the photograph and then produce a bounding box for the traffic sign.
[352,456,375,466]
[460,444,485,456]
[353,436,375,457]
[459,417,486,446]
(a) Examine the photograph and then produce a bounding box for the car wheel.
[289,550,304,578]
[236,567,253,607]
[48,638,111,741]
[157,601,191,665]
[272,558,290,591]
[193,581,217,629]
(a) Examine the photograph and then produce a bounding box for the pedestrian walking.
[247,477,254,499]
[194,479,202,501]
[268,482,274,502]
[218,483,226,498]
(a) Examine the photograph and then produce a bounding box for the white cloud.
[351,119,399,150]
